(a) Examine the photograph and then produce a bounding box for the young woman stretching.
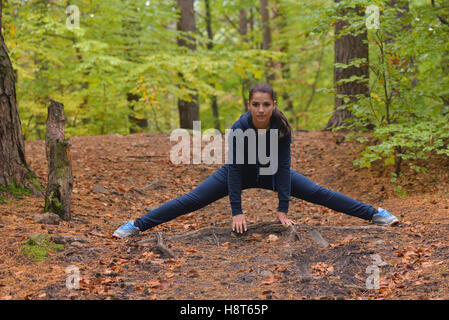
[113,83,399,238]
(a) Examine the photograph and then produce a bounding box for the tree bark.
[44,100,73,221]
[325,0,369,130]
[239,7,251,111]
[0,4,40,192]
[273,1,296,126]
[204,0,221,133]
[177,0,199,129]
[260,0,275,84]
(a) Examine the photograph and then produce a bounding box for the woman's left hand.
[275,211,296,226]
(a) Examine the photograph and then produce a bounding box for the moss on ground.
[0,181,32,197]
[21,234,65,262]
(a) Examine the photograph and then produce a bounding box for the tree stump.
[44,100,73,221]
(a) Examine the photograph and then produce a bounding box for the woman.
[113,83,399,238]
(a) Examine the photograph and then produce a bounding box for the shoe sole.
[389,219,400,226]
[113,231,139,238]
[372,219,399,226]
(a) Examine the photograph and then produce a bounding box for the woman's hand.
[275,211,296,226]
[232,213,248,234]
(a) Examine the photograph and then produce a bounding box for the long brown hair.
[249,83,292,141]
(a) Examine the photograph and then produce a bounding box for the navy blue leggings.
[134,166,377,232]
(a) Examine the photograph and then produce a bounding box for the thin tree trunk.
[249,7,255,45]
[273,1,295,124]
[0,3,40,192]
[239,7,251,111]
[239,8,248,38]
[325,0,369,130]
[177,0,199,129]
[260,0,275,84]
[386,0,417,99]
[204,0,221,132]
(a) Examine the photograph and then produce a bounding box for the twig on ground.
[289,225,301,241]
[211,231,219,246]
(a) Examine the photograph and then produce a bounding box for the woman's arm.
[227,123,244,216]
[275,136,292,213]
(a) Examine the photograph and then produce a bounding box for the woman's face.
[248,91,277,129]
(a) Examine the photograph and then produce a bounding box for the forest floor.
[0,129,448,300]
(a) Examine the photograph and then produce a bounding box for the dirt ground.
[0,129,448,300]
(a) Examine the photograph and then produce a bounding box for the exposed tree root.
[137,222,397,248]
[155,232,175,258]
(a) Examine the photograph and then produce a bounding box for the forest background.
[2,0,449,190]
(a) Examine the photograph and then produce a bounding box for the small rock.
[260,270,273,277]
[69,255,83,262]
[123,281,136,287]
[373,240,385,246]
[104,270,119,277]
[70,242,83,248]
[142,181,166,191]
[34,213,61,225]
[29,233,51,246]
[267,234,279,242]
[144,206,158,212]
[52,235,88,245]
[93,184,109,194]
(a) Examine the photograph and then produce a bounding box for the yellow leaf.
[384,155,395,165]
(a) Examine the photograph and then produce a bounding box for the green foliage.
[2,0,448,190]
[4,0,337,137]
[330,0,449,190]
[25,169,44,192]
[45,189,63,214]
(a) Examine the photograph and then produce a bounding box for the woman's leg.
[134,168,229,232]
[289,169,377,221]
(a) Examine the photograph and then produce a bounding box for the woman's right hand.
[232,213,248,234]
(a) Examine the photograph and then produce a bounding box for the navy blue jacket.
[225,111,291,216]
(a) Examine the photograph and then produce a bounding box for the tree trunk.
[273,1,295,125]
[127,93,148,134]
[239,8,248,38]
[386,0,416,99]
[177,0,199,129]
[44,100,73,221]
[325,0,369,130]
[0,3,40,192]
[204,0,221,133]
[431,1,449,110]
[239,7,251,111]
[260,0,275,84]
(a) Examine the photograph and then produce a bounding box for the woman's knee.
[183,175,228,208]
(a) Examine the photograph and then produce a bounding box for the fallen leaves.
[148,279,170,290]
[2,131,448,301]
[262,275,278,285]
[311,262,334,277]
